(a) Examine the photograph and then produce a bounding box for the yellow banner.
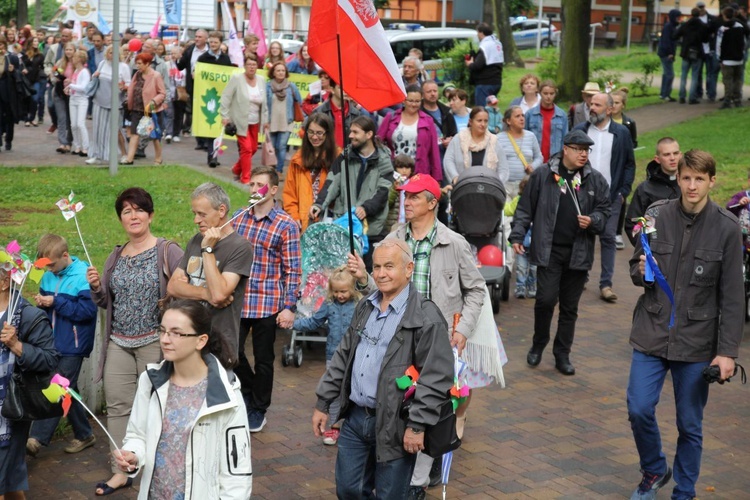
[192,62,317,146]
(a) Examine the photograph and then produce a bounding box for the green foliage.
[201,88,221,126]
[510,0,534,16]
[590,57,623,90]
[28,0,62,26]
[437,40,475,101]
[535,48,558,81]
[630,55,661,96]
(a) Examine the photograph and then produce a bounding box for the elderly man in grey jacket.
[348,173,486,498]
[313,239,453,499]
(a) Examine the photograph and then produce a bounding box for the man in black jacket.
[717,6,749,108]
[626,150,743,500]
[197,31,234,167]
[625,138,682,245]
[674,8,710,104]
[511,130,610,375]
[465,22,503,106]
[176,29,209,149]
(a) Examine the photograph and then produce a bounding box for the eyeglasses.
[158,327,204,339]
[566,146,592,155]
[356,328,381,346]
[307,130,326,137]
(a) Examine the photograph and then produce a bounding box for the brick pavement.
[9,104,750,498]
[25,240,750,498]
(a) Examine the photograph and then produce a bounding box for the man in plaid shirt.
[233,166,302,432]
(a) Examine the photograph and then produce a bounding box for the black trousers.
[237,314,278,413]
[533,245,588,357]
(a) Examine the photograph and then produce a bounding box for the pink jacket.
[377,109,442,181]
[127,69,167,113]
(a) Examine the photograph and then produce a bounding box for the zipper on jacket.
[73,326,79,348]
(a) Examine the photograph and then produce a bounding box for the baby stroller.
[450,167,511,313]
[282,221,363,367]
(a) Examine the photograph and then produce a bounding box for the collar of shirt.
[367,282,411,317]
[249,203,280,223]
[590,118,611,134]
[406,221,438,247]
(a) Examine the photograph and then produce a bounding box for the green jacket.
[314,145,394,236]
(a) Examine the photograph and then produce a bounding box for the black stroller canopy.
[451,167,507,238]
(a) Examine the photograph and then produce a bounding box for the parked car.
[510,18,560,49]
[385,24,478,83]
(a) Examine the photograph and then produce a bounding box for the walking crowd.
[0,10,748,500]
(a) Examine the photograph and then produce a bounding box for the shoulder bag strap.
[506,132,529,170]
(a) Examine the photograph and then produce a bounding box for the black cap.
[125,28,138,35]
[563,130,595,147]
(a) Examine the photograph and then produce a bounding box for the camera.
[702,363,745,384]
[224,123,237,136]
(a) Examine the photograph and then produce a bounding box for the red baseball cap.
[397,173,441,199]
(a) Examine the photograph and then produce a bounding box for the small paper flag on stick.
[221,185,270,229]
[55,191,93,266]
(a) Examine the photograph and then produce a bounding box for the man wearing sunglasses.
[511,130,611,376]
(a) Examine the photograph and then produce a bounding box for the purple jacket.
[377,109,442,181]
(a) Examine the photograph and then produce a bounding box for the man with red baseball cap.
[349,173,486,497]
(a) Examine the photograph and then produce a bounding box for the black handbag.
[1,369,63,421]
[400,396,461,458]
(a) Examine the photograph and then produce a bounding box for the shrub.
[437,40,476,100]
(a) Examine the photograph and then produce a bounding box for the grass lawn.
[632,106,750,204]
[0,166,250,295]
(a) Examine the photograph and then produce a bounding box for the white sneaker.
[172,136,181,143]
[165,134,172,144]
[85,157,99,165]
[615,235,625,250]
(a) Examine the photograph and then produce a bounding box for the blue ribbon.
[641,232,676,329]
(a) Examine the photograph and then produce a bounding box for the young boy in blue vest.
[26,234,98,457]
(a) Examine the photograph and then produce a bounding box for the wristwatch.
[201,246,214,254]
[408,427,423,434]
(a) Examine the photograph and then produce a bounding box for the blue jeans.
[270,131,291,172]
[474,84,500,107]
[515,251,537,294]
[660,56,675,99]
[599,193,622,289]
[30,356,93,445]
[627,350,710,500]
[679,57,703,102]
[335,405,416,499]
[704,53,719,100]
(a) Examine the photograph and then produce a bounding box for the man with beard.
[511,130,611,375]
[310,116,393,270]
[625,138,682,244]
[573,92,635,303]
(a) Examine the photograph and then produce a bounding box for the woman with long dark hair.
[286,43,317,75]
[21,37,44,127]
[283,113,340,232]
[114,299,252,499]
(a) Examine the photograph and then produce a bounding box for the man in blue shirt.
[313,239,453,499]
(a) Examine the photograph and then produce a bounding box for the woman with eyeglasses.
[377,84,441,182]
[113,300,252,499]
[283,113,340,232]
[86,187,184,496]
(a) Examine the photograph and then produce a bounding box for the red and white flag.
[307,0,406,112]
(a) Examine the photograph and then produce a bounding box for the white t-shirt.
[391,121,418,158]
[246,81,262,125]
[587,120,614,187]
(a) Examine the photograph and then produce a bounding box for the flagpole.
[336,32,355,256]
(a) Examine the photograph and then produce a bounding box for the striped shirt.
[349,284,410,409]
[232,204,302,319]
[406,222,437,300]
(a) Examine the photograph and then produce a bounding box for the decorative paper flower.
[43,373,74,416]
[571,172,582,191]
[631,216,656,238]
[553,174,567,194]
[56,191,85,221]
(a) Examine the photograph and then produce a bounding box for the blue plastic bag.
[333,209,369,255]
[149,112,162,140]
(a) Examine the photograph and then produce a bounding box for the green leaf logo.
[201,87,220,126]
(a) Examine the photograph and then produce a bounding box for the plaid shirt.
[405,222,437,300]
[232,203,301,319]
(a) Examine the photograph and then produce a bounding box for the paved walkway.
[10,99,750,499]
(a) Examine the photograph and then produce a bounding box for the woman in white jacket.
[112,300,252,499]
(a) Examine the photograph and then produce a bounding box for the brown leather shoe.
[600,287,618,302]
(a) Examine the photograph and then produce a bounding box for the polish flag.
[308,0,406,112]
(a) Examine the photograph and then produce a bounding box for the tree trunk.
[491,0,524,67]
[557,0,591,102]
[17,0,29,26]
[35,0,42,28]
[618,0,629,46]
[644,0,655,43]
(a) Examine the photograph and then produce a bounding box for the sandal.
[56,146,68,154]
[120,159,134,165]
[95,477,133,496]
[154,159,163,165]
[24,122,31,127]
